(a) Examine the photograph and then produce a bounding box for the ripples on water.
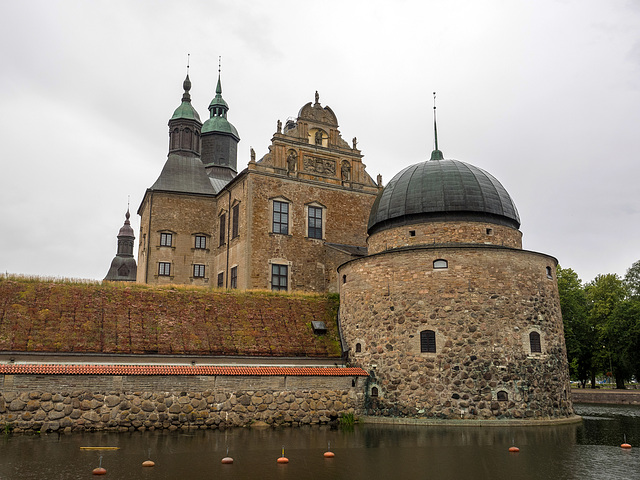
[0,403,637,480]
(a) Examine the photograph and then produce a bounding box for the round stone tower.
[338,146,574,421]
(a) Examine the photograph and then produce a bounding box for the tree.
[585,274,629,389]
[624,259,640,298]
[557,266,591,387]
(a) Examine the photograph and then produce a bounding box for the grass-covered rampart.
[0,276,341,357]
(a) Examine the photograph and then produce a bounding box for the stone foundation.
[0,374,364,433]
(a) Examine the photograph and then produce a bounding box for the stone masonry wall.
[245,172,377,292]
[338,245,573,421]
[367,221,523,255]
[0,374,363,434]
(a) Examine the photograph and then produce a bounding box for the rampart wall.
[0,373,364,434]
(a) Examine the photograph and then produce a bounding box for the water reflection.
[0,404,637,480]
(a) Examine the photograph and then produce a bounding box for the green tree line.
[558,260,640,389]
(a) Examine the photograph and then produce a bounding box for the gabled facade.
[136,75,380,292]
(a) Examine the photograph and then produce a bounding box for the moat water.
[0,404,638,480]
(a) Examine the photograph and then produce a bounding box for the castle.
[100,70,574,421]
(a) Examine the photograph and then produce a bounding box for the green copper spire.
[430,91,444,161]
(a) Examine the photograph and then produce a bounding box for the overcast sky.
[1,0,639,285]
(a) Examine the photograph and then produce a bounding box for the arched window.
[529,331,542,353]
[371,386,379,397]
[420,330,436,353]
[497,391,508,401]
[433,259,448,269]
[355,343,361,353]
[342,275,347,284]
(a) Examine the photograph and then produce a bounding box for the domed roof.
[201,115,240,138]
[368,158,520,234]
[170,74,201,123]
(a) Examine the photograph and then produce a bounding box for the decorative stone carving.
[315,130,323,145]
[352,137,357,149]
[341,160,351,181]
[303,156,336,176]
[287,150,297,172]
[277,120,282,134]
[250,147,256,163]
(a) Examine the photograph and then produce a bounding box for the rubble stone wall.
[0,374,363,434]
[338,244,573,420]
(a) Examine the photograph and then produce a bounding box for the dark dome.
[368,159,520,234]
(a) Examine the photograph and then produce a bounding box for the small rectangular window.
[271,264,288,291]
[230,266,238,289]
[193,264,205,278]
[160,232,172,247]
[232,204,239,239]
[308,206,323,239]
[195,235,206,249]
[219,214,226,246]
[158,262,171,276]
[409,230,416,237]
[273,201,289,235]
[217,272,224,288]
[420,329,436,353]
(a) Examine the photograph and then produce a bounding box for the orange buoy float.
[621,443,632,449]
[324,441,335,458]
[92,467,107,475]
[508,446,520,453]
[142,460,155,467]
[277,446,289,464]
[222,446,234,464]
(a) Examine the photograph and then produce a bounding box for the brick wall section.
[0,375,364,433]
[367,221,523,254]
[338,244,573,420]
[245,172,377,292]
[137,192,218,285]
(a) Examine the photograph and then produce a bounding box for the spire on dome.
[430,91,444,161]
[209,56,229,117]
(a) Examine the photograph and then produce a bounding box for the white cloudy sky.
[1,0,639,284]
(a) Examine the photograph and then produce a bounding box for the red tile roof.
[0,364,368,376]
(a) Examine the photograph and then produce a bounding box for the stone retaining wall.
[571,389,640,405]
[0,375,364,434]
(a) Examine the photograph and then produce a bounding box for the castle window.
[308,206,323,239]
[420,329,436,353]
[232,204,240,239]
[546,266,553,279]
[486,228,493,235]
[371,386,379,397]
[195,235,206,249]
[193,264,205,278]
[409,230,416,237]
[217,272,224,288]
[433,259,448,269]
[497,391,508,401]
[342,275,347,284]
[160,232,172,247]
[355,342,361,353]
[273,200,289,235]
[158,262,171,276]
[219,213,226,246]
[271,264,288,291]
[529,331,542,353]
[230,266,238,288]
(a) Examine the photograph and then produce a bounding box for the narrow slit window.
[355,342,361,353]
[546,266,553,279]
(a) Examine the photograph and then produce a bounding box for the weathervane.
[430,91,444,160]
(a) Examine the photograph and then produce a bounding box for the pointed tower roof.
[104,207,138,282]
[202,71,239,139]
[170,74,201,122]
